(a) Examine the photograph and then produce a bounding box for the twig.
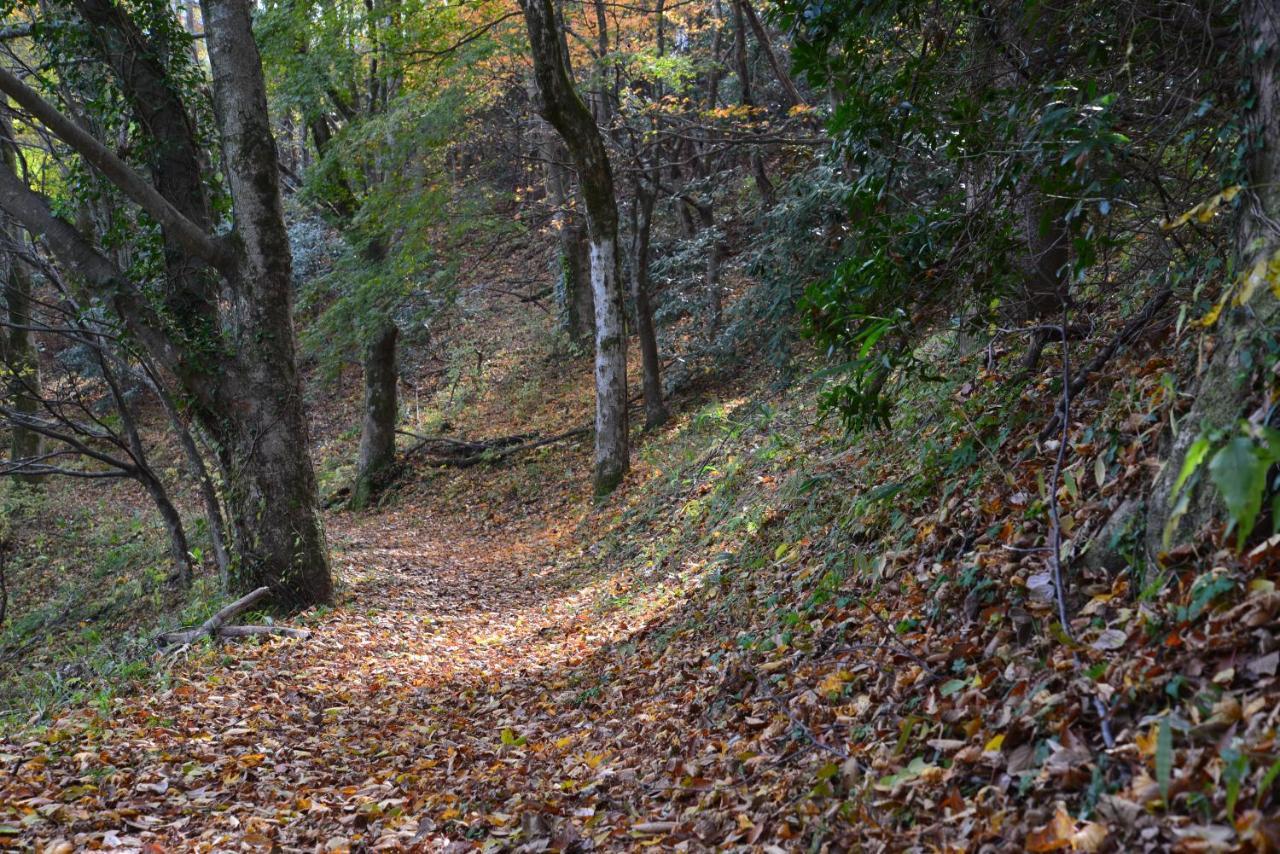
[1047,315,1073,636]
[755,677,853,762]
[859,601,942,679]
[0,549,7,631]
[1045,312,1117,750]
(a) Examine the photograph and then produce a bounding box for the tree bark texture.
[1,118,43,481]
[350,322,398,510]
[1147,0,1280,556]
[630,185,667,429]
[200,0,332,605]
[0,0,333,607]
[543,135,596,345]
[521,0,629,496]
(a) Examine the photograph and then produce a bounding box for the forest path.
[1,501,708,851]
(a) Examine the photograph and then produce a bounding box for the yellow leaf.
[1196,288,1231,327]
[819,670,852,695]
[1162,185,1240,231]
[1072,821,1109,852]
[1026,803,1074,852]
[1235,254,1270,306]
[1134,725,1158,757]
[984,733,1005,752]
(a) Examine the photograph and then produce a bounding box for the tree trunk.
[730,0,776,208]
[630,184,667,429]
[1,237,42,482]
[72,0,220,328]
[1147,0,1280,556]
[739,0,804,110]
[350,321,398,510]
[690,198,722,335]
[1014,189,1071,373]
[0,120,42,483]
[98,345,195,586]
[562,216,596,346]
[142,470,194,585]
[201,0,332,605]
[543,133,596,345]
[0,0,334,608]
[521,0,629,496]
[983,3,1070,371]
[149,370,232,587]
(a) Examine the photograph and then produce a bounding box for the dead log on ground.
[156,586,311,647]
[399,427,588,466]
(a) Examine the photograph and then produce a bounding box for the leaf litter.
[1,331,1279,852]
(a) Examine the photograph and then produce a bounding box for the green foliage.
[774,0,1242,432]
[1168,423,1280,550]
[261,0,517,369]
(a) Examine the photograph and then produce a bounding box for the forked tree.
[0,0,332,608]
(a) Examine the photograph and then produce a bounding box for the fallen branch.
[156,586,308,647]
[398,429,537,459]
[401,427,589,467]
[213,625,312,640]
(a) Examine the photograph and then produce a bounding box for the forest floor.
[3,257,1280,851]
[1,492,734,851]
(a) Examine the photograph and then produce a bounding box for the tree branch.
[0,67,231,269]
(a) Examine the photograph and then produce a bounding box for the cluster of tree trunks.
[0,0,332,609]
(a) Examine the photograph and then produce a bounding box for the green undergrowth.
[0,480,227,732]
[553,330,1280,835]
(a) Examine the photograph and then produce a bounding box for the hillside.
[2,262,1278,850]
[2,0,1280,849]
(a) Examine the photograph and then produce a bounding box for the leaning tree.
[519,0,630,496]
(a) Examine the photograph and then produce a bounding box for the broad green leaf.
[940,679,968,697]
[1258,758,1280,806]
[1162,490,1190,550]
[1209,437,1268,548]
[1172,435,1211,496]
[1156,717,1173,803]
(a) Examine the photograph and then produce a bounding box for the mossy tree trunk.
[521,0,629,496]
[1147,0,1280,556]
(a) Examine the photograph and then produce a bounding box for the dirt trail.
[0,503,709,851]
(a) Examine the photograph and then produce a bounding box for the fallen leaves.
[1,316,1278,852]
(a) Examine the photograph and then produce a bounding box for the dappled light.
[2,0,1280,849]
